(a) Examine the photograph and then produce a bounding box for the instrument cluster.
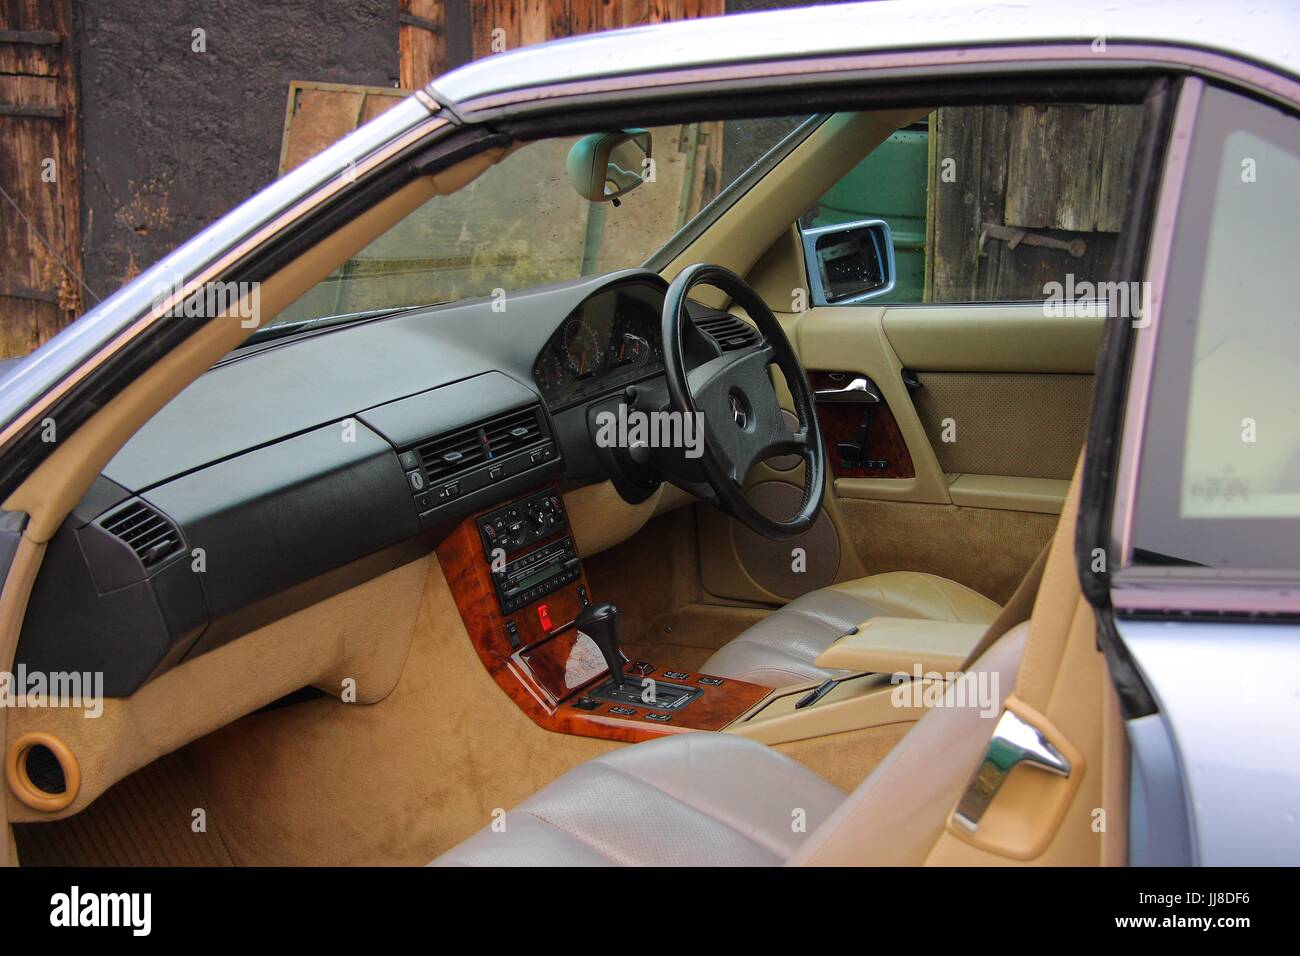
[532,284,665,409]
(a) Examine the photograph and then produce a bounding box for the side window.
[1130,85,1300,570]
[799,104,1144,305]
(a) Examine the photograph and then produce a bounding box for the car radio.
[478,490,580,614]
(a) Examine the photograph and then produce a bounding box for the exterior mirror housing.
[567,129,652,202]
[801,219,896,305]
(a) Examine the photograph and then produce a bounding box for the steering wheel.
[662,263,825,540]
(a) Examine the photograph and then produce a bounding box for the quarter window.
[1130,85,1300,569]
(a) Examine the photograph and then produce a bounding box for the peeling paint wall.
[74,0,398,299]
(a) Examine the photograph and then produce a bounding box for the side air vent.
[100,499,183,569]
[695,313,761,352]
[415,427,487,480]
[485,408,543,457]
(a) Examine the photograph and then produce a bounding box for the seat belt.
[958,541,1049,670]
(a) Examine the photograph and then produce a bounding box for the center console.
[436,482,770,742]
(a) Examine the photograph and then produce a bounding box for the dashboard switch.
[406,469,426,492]
[536,603,552,631]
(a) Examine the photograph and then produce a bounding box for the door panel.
[910,371,1092,480]
[697,303,1097,607]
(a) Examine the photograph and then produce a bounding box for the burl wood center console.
[436,483,769,743]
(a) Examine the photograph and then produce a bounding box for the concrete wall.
[74,0,399,299]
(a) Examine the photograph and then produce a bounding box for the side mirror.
[800,219,896,306]
[567,129,652,203]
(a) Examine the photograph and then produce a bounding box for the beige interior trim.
[5,555,430,823]
[563,480,695,558]
[0,531,44,864]
[883,306,1104,374]
[814,617,986,674]
[925,453,1123,864]
[7,731,80,813]
[793,305,951,504]
[947,474,1069,515]
[727,671,940,746]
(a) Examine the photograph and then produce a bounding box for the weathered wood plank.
[398,0,447,90]
[0,0,83,356]
[277,82,407,175]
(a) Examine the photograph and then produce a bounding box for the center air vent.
[695,313,761,352]
[415,426,487,480]
[485,408,543,457]
[99,499,184,569]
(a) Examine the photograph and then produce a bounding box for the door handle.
[814,375,881,404]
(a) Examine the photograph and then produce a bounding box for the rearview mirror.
[800,219,895,306]
[566,129,652,203]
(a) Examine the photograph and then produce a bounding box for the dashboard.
[532,284,665,410]
[15,269,685,697]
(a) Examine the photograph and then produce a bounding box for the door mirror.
[800,219,895,305]
[567,129,652,203]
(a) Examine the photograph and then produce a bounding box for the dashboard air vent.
[695,313,761,352]
[416,427,487,480]
[485,408,543,457]
[100,500,183,568]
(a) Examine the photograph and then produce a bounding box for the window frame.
[1103,79,1300,617]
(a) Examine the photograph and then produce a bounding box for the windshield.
[258,117,809,340]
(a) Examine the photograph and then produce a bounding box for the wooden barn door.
[0,0,84,358]
[400,0,726,90]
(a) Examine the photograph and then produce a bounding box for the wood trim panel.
[436,481,769,742]
[810,371,915,479]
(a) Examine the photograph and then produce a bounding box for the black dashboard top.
[104,269,669,492]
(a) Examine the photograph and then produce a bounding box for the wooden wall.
[401,0,725,90]
[0,0,83,357]
[925,103,1144,302]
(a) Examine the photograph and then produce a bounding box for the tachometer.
[534,349,567,393]
[562,316,601,378]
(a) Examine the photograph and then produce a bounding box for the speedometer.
[562,317,601,378]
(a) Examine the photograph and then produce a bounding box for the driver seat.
[701,571,1001,688]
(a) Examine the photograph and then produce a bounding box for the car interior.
[1,78,1153,866]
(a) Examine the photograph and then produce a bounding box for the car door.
[689,101,1141,608]
[1100,79,1300,866]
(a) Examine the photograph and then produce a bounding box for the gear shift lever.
[576,603,624,689]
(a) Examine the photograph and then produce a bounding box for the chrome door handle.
[953,709,1071,831]
[814,376,881,404]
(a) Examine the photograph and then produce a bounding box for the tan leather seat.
[432,455,1121,868]
[433,732,846,866]
[434,622,1027,867]
[701,571,1001,688]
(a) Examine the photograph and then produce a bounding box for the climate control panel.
[477,490,567,558]
[478,490,577,614]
